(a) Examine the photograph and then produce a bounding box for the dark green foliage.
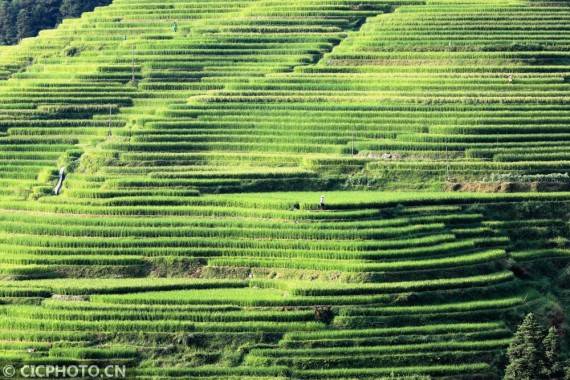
[504,313,544,380]
[0,0,111,45]
[542,327,565,380]
[504,313,566,380]
[59,0,84,18]
[15,7,32,41]
[314,306,334,325]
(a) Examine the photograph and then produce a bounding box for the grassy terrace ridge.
[1,0,570,378]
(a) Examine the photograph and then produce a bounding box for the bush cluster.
[0,0,111,45]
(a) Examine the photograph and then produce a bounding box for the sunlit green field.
[1,0,570,378]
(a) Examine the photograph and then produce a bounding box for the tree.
[543,326,565,380]
[34,0,61,32]
[0,2,14,44]
[504,313,567,380]
[504,313,545,380]
[15,7,33,41]
[0,0,112,46]
[60,0,103,19]
[59,0,83,18]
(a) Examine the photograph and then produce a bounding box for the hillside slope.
[0,0,570,379]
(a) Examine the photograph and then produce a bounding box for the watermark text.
[2,365,126,378]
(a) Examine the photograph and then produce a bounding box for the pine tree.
[59,0,77,18]
[504,313,545,380]
[15,7,32,41]
[0,2,11,44]
[60,0,86,18]
[543,326,565,380]
[1,0,112,46]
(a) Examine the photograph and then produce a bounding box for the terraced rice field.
[1,0,570,378]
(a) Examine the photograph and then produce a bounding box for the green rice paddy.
[1,0,570,378]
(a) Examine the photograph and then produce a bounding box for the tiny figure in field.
[507,74,513,84]
[172,22,178,33]
[54,167,66,196]
[320,195,326,210]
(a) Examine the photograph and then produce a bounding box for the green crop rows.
[1,0,570,378]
